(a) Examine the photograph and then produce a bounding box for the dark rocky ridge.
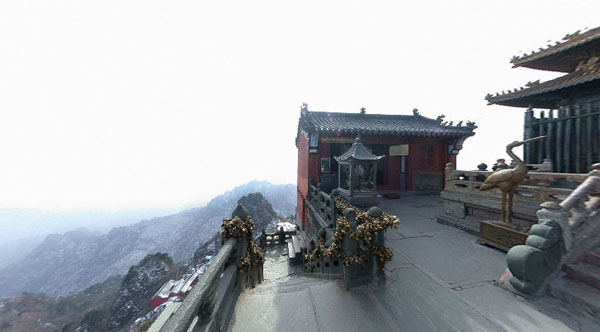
[0,275,122,332]
[191,192,282,268]
[106,253,178,332]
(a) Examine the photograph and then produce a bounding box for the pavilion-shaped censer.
[334,137,385,207]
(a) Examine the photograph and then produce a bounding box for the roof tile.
[302,111,475,138]
[486,64,600,108]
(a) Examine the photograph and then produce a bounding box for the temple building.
[295,104,476,226]
[486,26,600,173]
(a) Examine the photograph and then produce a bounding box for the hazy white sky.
[1,0,599,211]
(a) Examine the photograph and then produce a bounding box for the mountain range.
[0,207,181,271]
[0,181,296,299]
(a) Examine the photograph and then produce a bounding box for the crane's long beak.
[520,135,547,145]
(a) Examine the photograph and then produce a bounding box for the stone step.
[547,275,600,319]
[583,250,600,267]
[250,275,333,295]
[564,262,600,290]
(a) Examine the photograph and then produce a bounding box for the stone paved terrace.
[230,195,599,332]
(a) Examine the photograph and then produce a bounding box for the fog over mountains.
[0,207,179,269]
[0,180,296,299]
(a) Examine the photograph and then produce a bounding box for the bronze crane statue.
[479,136,546,224]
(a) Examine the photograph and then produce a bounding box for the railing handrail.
[303,190,392,289]
[506,165,600,294]
[447,169,587,183]
[443,163,590,207]
[158,238,237,332]
[261,230,296,236]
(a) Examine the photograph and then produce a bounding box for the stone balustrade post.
[367,206,386,286]
[536,202,571,250]
[260,229,267,249]
[342,208,360,290]
[229,205,249,265]
[561,163,600,228]
[445,163,455,189]
[506,201,569,294]
[278,226,286,245]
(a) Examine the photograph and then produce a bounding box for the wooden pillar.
[597,108,600,166]
[400,156,406,190]
[372,162,378,194]
[556,108,563,173]
[575,104,582,173]
[524,108,534,164]
[547,109,554,167]
[587,104,593,168]
[564,106,572,173]
[538,111,545,163]
[597,103,600,166]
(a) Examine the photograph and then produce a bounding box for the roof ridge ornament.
[360,107,366,114]
[300,103,309,115]
[436,114,445,124]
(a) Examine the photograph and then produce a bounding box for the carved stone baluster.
[468,174,477,192]
[506,201,568,294]
[537,202,571,250]
[259,229,267,249]
[278,227,286,245]
[342,208,359,290]
[368,207,386,286]
[561,163,600,228]
[445,163,455,190]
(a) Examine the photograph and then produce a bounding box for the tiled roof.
[334,138,385,162]
[511,26,600,72]
[486,64,600,108]
[297,110,476,145]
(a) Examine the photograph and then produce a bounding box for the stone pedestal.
[477,221,528,252]
[339,191,379,209]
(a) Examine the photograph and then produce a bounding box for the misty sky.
[1,1,599,211]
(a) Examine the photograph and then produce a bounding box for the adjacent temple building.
[487,27,600,173]
[295,104,475,229]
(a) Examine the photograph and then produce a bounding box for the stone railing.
[439,163,588,233]
[506,164,600,294]
[444,163,586,204]
[308,184,336,226]
[303,207,388,290]
[153,208,264,332]
[256,228,297,248]
[304,188,397,290]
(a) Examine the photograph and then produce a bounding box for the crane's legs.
[507,189,515,224]
[506,187,517,224]
[501,191,507,223]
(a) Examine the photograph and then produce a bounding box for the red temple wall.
[308,154,319,188]
[297,133,309,225]
[300,134,460,193]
